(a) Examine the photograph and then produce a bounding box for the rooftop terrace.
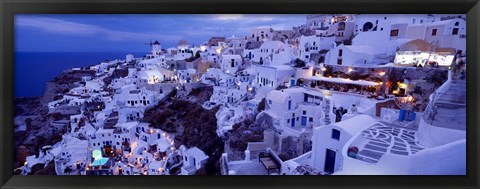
[349,123,425,164]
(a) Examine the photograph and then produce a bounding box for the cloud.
[212,14,244,20]
[255,23,294,30]
[15,16,182,42]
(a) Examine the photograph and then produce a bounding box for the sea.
[15,52,145,98]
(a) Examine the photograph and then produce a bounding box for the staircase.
[423,79,466,130]
[434,80,466,105]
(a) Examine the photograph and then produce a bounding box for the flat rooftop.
[227,160,269,175]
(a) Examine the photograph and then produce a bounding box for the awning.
[306,76,380,86]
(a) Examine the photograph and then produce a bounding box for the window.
[337,59,342,65]
[338,49,343,57]
[332,129,340,140]
[390,29,399,37]
[303,110,306,115]
[269,100,272,104]
[431,29,437,36]
[309,117,313,122]
[455,22,459,26]
[452,28,459,35]
[338,22,345,31]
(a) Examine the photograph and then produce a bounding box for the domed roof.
[399,39,432,52]
[177,39,190,47]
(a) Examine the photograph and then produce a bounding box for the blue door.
[290,79,295,87]
[301,116,307,126]
[324,149,336,174]
[291,118,295,127]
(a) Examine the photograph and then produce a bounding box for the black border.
[1,0,479,189]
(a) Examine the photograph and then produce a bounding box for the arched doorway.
[363,22,374,31]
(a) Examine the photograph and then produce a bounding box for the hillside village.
[14,14,466,175]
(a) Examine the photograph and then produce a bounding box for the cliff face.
[15,68,94,173]
[41,69,96,105]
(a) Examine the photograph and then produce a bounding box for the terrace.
[348,123,425,164]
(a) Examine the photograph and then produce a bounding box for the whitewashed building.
[180,145,209,175]
[221,54,243,74]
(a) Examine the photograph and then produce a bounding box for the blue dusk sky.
[15,14,306,53]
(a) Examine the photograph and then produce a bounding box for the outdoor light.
[379,71,386,76]
[407,95,413,102]
[348,68,353,73]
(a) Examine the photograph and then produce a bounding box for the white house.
[255,64,295,88]
[401,17,466,54]
[173,40,193,60]
[54,136,90,175]
[90,128,114,152]
[122,88,157,108]
[354,14,434,34]
[298,35,336,62]
[325,44,387,66]
[113,121,139,154]
[249,28,274,42]
[262,87,327,136]
[147,160,167,175]
[177,68,197,83]
[180,145,209,175]
[306,14,332,29]
[138,69,165,84]
[327,21,355,42]
[422,18,466,55]
[221,54,243,74]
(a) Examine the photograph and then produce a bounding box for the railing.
[220,155,229,175]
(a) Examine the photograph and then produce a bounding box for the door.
[291,118,295,127]
[324,149,336,173]
[301,116,307,126]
